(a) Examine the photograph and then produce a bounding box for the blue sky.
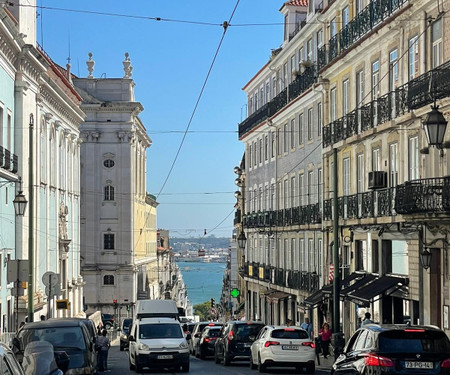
[38,1,283,238]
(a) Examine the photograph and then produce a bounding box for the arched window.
[103,275,114,285]
[104,185,114,201]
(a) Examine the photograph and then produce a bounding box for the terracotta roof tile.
[286,0,308,6]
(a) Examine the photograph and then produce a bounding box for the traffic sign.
[42,272,60,287]
[7,260,29,283]
[209,307,217,315]
[230,288,240,298]
[45,284,61,298]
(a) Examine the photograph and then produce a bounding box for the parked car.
[190,322,222,356]
[12,318,97,375]
[128,317,190,372]
[120,318,133,351]
[195,326,221,359]
[101,313,115,330]
[0,342,25,375]
[250,325,315,373]
[331,324,450,375]
[215,321,265,366]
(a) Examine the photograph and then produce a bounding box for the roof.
[285,0,309,5]
[360,324,444,333]
[21,318,84,329]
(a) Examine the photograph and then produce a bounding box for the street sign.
[230,288,240,298]
[45,284,61,298]
[209,307,217,315]
[42,272,60,287]
[7,260,29,283]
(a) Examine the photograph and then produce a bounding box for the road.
[107,341,332,375]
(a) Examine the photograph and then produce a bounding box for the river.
[177,261,226,307]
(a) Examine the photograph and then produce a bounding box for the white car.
[128,317,190,372]
[250,325,316,373]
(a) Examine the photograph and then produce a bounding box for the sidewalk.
[316,354,335,372]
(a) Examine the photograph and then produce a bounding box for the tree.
[194,301,213,321]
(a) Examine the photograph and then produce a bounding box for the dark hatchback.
[120,318,133,351]
[332,324,450,375]
[214,321,265,365]
[196,326,221,359]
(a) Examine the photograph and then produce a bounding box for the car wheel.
[257,354,266,373]
[104,323,112,330]
[181,363,190,372]
[223,351,231,366]
[129,358,135,371]
[250,355,257,370]
[120,344,124,352]
[214,351,220,364]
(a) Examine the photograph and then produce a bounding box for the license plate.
[405,361,433,369]
[157,355,173,360]
[243,343,251,347]
[282,345,299,350]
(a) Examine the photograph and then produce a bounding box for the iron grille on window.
[104,234,115,250]
[104,185,114,201]
[103,275,114,285]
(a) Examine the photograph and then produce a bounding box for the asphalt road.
[106,340,333,374]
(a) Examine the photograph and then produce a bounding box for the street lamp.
[423,105,448,148]
[237,231,247,250]
[420,248,432,270]
[13,189,27,216]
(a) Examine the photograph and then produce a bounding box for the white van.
[128,317,190,372]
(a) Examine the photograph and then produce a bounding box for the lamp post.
[423,105,448,148]
[237,231,247,250]
[28,113,34,322]
[420,248,432,270]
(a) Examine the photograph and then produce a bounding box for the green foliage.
[194,301,213,321]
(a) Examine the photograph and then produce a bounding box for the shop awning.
[264,290,290,301]
[340,273,377,299]
[347,275,409,307]
[303,287,329,307]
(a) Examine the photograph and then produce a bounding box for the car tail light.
[364,354,394,367]
[284,328,295,331]
[204,338,211,343]
[441,359,450,368]
[264,341,280,347]
[227,331,234,343]
[208,323,215,326]
[404,329,424,332]
[302,342,315,348]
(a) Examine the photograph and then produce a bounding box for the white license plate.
[157,355,173,360]
[282,345,299,350]
[405,361,433,369]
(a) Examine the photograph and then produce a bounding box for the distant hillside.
[171,236,230,251]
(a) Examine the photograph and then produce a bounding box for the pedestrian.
[318,322,332,358]
[300,317,313,339]
[361,312,373,327]
[97,322,103,335]
[96,329,110,372]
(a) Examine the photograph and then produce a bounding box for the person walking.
[301,317,313,339]
[318,322,332,358]
[361,312,373,327]
[96,329,110,372]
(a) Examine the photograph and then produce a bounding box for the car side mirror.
[128,335,135,342]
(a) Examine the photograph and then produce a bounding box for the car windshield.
[234,324,264,339]
[207,329,221,338]
[19,327,86,350]
[123,319,132,332]
[139,324,182,339]
[271,329,309,339]
[379,330,450,353]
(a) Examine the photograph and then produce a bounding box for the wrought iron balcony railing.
[238,66,317,138]
[395,177,450,215]
[323,60,450,147]
[317,0,408,71]
[0,146,19,174]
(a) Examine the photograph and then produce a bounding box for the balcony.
[317,0,408,71]
[323,61,450,148]
[395,177,450,215]
[0,146,19,174]
[238,66,317,138]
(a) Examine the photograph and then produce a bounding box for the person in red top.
[318,322,332,358]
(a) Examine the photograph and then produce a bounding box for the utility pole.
[28,114,34,322]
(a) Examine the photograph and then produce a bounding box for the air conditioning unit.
[368,171,387,189]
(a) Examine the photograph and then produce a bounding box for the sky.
[36,0,284,239]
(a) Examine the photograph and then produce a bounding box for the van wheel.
[129,358,135,371]
[181,363,190,372]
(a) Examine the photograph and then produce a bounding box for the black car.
[196,326,221,359]
[101,313,115,330]
[332,324,450,375]
[120,318,133,351]
[214,321,265,365]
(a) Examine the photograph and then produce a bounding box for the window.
[372,60,380,99]
[356,69,364,107]
[284,123,288,152]
[290,176,296,208]
[355,0,363,14]
[308,170,313,204]
[343,157,350,196]
[103,275,114,285]
[298,113,304,145]
[307,108,313,140]
[343,79,350,115]
[104,159,115,168]
[357,153,364,192]
[330,88,337,121]
[104,185,115,201]
[277,129,281,156]
[253,141,257,167]
[308,238,314,272]
[307,39,313,61]
[104,233,115,250]
[318,168,322,210]
[290,119,295,148]
[290,55,296,80]
[299,47,304,62]
[409,136,419,180]
[330,18,337,37]
[40,120,46,181]
[317,102,322,136]
[299,173,304,206]
[271,131,275,158]
[249,144,252,167]
[290,238,296,271]
[389,143,398,187]
[0,105,3,147]
[317,30,323,48]
[389,49,399,91]
[265,82,270,102]
[259,138,262,164]
[432,19,442,68]
[283,179,289,209]
[308,0,314,14]
[272,76,277,97]
[6,112,11,150]
[342,6,349,27]
[264,135,268,161]
[408,35,419,79]
[299,238,305,271]
[372,148,380,171]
